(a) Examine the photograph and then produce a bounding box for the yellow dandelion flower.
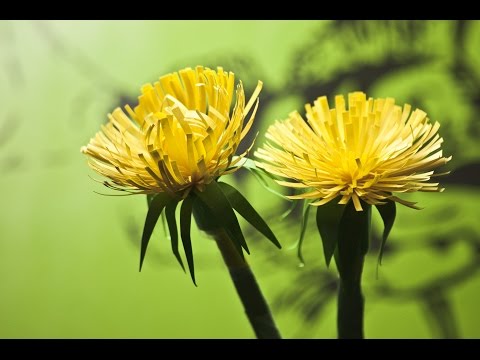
[255,91,451,211]
[80,66,280,287]
[81,65,262,198]
[79,66,282,334]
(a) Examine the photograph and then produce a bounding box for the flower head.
[80,66,279,284]
[255,91,451,211]
[81,66,262,198]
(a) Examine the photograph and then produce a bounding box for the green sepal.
[194,181,249,256]
[192,197,245,261]
[147,194,168,237]
[165,200,185,272]
[218,181,281,249]
[280,198,300,220]
[297,200,312,265]
[146,193,155,206]
[316,200,345,267]
[239,158,291,200]
[375,200,396,266]
[335,201,372,283]
[140,192,173,271]
[180,195,196,286]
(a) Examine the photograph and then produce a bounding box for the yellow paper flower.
[255,91,451,211]
[81,66,262,197]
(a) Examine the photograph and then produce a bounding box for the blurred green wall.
[0,20,479,338]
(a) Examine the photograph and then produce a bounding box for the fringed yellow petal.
[255,91,451,211]
[81,66,262,196]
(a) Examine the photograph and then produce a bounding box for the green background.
[1,20,479,338]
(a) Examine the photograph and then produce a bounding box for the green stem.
[337,265,365,339]
[212,229,282,339]
[335,201,371,339]
[193,199,282,339]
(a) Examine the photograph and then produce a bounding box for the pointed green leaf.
[194,181,249,256]
[192,196,245,261]
[236,157,262,173]
[191,196,223,232]
[148,194,172,237]
[146,193,155,207]
[316,200,345,267]
[218,182,281,249]
[140,192,172,271]
[165,200,185,272]
[159,212,168,237]
[239,158,291,200]
[375,200,396,266]
[297,200,312,265]
[335,201,372,282]
[180,195,196,286]
[280,198,300,220]
[251,170,291,200]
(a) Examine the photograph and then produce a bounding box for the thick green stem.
[193,199,282,339]
[335,201,371,339]
[213,229,282,339]
[337,266,365,339]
